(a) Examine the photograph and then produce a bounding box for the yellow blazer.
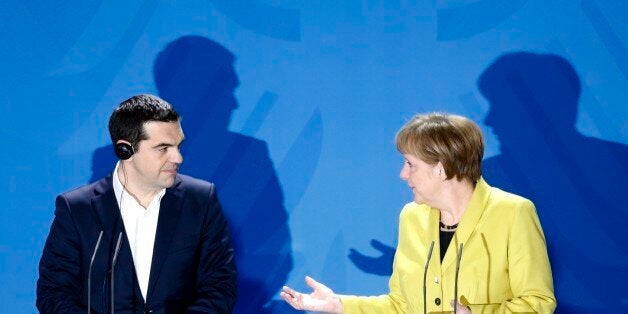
[341,178,556,313]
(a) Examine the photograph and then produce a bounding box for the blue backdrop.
[1,1,626,312]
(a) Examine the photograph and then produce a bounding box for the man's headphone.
[114,141,134,160]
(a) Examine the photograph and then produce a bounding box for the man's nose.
[171,148,183,164]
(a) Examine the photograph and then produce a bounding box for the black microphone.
[110,232,123,314]
[453,243,464,314]
[423,241,435,314]
[87,231,104,314]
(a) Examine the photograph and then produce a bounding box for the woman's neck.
[434,179,475,225]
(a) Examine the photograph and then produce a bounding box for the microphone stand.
[423,241,435,314]
[87,231,104,314]
[453,243,463,314]
[110,232,123,314]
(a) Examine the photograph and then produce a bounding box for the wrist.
[332,295,343,314]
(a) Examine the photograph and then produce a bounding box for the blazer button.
[434,297,441,305]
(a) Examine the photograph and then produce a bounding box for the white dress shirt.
[112,162,165,300]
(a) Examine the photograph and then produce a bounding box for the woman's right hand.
[280,276,343,313]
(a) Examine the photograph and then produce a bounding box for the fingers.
[281,286,303,310]
[281,285,297,298]
[281,279,342,313]
[305,276,323,290]
[305,276,315,286]
[450,300,471,314]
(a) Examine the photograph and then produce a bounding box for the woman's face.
[399,153,442,205]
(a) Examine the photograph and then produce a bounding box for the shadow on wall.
[480,52,628,312]
[91,36,295,313]
[348,52,628,313]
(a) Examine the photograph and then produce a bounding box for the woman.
[281,113,556,313]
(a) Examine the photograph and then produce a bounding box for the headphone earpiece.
[114,142,134,160]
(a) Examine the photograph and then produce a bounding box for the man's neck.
[116,165,162,209]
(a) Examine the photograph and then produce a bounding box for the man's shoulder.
[173,175,221,212]
[175,174,216,194]
[60,176,111,200]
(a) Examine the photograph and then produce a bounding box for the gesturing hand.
[280,276,343,313]
[451,300,472,314]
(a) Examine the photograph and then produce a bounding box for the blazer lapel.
[426,206,442,281]
[145,176,184,303]
[92,176,145,303]
[441,178,491,274]
[92,176,123,245]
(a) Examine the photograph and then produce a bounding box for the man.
[37,94,237,313]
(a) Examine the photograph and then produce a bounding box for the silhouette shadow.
[480,52,628,313]
[91,36,295,313]
[348,239,394,277]
[348,52,628,312]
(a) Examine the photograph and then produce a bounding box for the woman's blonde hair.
[396,113,484,182]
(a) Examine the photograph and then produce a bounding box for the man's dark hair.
[108,94,180,150]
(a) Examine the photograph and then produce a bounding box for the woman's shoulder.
[478,185,541,235]
[399,201,431,217]
[398,202,436,229]
[485,185,536,214]
[485,187,536,219]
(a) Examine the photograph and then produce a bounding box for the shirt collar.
[112,161,124,205]
[112,161,166,213]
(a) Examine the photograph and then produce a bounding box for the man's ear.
[114,140,135,160]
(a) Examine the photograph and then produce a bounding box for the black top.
[439,229,456,262]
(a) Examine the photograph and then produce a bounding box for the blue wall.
[1,1,626,312]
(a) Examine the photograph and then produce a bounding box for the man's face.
[127,121,184,191]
